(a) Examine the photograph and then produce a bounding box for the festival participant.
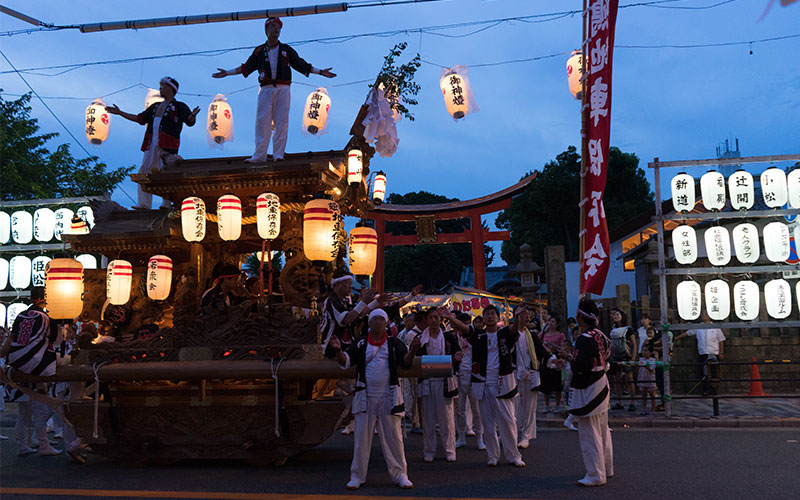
[443,306,525,467]
[330,309,414,490]
[397,313,420,430]
[454,312,484,450]
[201,265,245,312]
[608,308,638,411]
[539,316,567,411]
[105,77,199,209]
[212,17,336,163]
[514,305,546,449]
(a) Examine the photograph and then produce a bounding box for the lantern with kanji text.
[704,279,730,321]
[217,194,242,241]
[764,279,791,319]
[303,199,339,262]
[85,98,110,145]
[347,149,363,185]
[9,256,31,290]
[672,225,697,265]
[302,87,331,135]
[732,223,760,264]
[31,256,51,288]
[33,208,55,242]
[704,226,731,266]
[54,208,74,241]
[106,260,133,305]
[207,94,234,147]
[77,206,94,229]
[45,258,84,319]
[733,280,759,321]
[566,50,584,100]
[256,193,281,240]
[146,255,172,301]
[349,226,378,275]
[677,280,702,321]
[670,173,695,213]
[728,169,754,210]
[760,167,788,208]
[700,170,726,211]
[763,221,790,262]
[440,67,473,119]
[373,171,387,205]
[6,302,26,329]
[181,197,206,242]
[11,211,32,244]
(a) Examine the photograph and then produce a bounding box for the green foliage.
[0,93,134,201]
[375,42,421,121]
[243,252,283,276]
[496,146,653,265]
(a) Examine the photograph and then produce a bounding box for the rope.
[91,361,108,439]
[271,357,285,437]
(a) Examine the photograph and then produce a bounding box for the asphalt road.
[2,427,799,499]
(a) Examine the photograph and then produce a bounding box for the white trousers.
[576,411,614,483]
[516,378,538,442]
[350,411,409,486]
[478,385,521,463]
[252,85,291,161]
[420,380,456,460]
[137,147,169,209]
[15,400,32,450]
[456,377,482,437]
[401,378,419,427]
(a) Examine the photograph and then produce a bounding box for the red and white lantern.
[700,170,726,211]
[181,197,206,242]
[765,278,791,319]
[347,149,363,185]
[373,171,387,205]
[349,226,378,275]
[85,98,110,145]
[671,173,695,213]
[45,258,84,319]
[146,255,172,300]
[566,50,584,100]
[728,170,754,210]
[207,94,234,147]
[256,193,281,240]
[733,280,759,321]
[303,199,339,261]
[70,215,89,235]
[677,280,702,321]
[217,194,242,241]
[732,223,760,264]
[704,279,730,321]
[704,226,731,266]
[761,167,788,208]
[763,221,790,262]
[106,259,133,305]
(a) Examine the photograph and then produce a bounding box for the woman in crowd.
[539,316,567,412]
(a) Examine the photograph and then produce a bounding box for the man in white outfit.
[514,306,544,449]
[212,17,336,162]
[454,312,484,450]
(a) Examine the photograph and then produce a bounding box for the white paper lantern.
[704,226,731,266]
[728,170,754,210]
[700,170,726,211]
[144,88,164,109]
[672,225,697,265]
[146,255,172,300]
[76,254,97,269]
[256,193,281,240]
[788,168,800,209]
[677,280,702,321]
[0,258,8,289]
[373,171,387,205]
[731,223,760,264]
[763,221,791,262]
[77,206,94,229]
[347,149,363,185]
[181,197,206,242]
[671,173,695,213]
[760,167,788,208]
[85,98,110,145]
[70,215,89,235]
[704,279,730,321]
[7,302,27,329]
[0,303,4,328]
[302,87,331,135]
[45,258,84,319]
[764,278,792,319]
[734,280,760,321]
[33,208,55,242]
[106,259,132,305]
[31,256,51,288]
[349,226,378,275]
[0,211,9,244]
[440,69,470,119]
[303,199,339,262]
[54,208,74,241]
[217,194,241,241]
[207,94,234,146]
[566,50,584,100]
[9,256,31,289]
[10,211,32,244]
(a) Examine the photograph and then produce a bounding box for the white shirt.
[637,326,649,354]
[267,44,279,80]
[687,328,726,356]
[516,328,533,377]
[365,342,390,398]
[485,331,500,387]
[425,331,446,356]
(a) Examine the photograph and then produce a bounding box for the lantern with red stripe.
[45,258,84,319]
[372,171,387,205]
[303,199,339,261]
[85,98,110,145]
[70,215,89,235]
[349,226,378,275]
[256,193,281,240]
[217,194,241,241]
[146,255,172,300]
[106,259,133,305]
[347,149,363,185]
[566,50,584,100]
[181,197,206,242]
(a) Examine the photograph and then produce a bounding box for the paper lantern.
[181,197,206,242]
[440,68,472,119]
[303,199,339,261]
[106,259,132,305]
[0,258,8,289]
[85,98,110,145]
[760,167,788,208]
[77,206,94,229]
[728,170,754,210]
[704,279,730,321]
[7,302,27,329]
[672,225,697,265]
[347,149,363,185]
[373,171,387,205]
[45,259,84,319]
[146,255,172,300]
[566,50,584,100]
[256,193,281,240]
[302,87,331,135]
[788,168,800,209]
[11,211,32,244]
[31,256,51,288]
[763,221,790,262]
[704,226,731,266]
[70,215,89,235]
[764,279,791,319]
[207,94,233,146]
[33,208,55,242]
[677,280,702,321]
[0,303,4,328]
[700,170,726,211]
[54,208,74,241]
[76,254,97,269]
[671,173,695,213]
[217,194,241,241]
[144,88,163,109]
[349,226,378,275]
[0,211,9,244]
[732,223,760,264]
[734,280,759,321]
[9,256,31,289]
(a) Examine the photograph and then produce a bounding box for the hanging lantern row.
[0,254,96,291]
[0,206,94,244]
[180,194,280,243]
[677,278,796,321]
[672,222,795,266]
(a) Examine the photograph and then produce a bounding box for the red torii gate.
[367,173,536,292]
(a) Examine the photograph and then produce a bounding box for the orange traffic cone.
[746,356,768,396]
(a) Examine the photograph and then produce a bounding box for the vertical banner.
[579,0,619,295]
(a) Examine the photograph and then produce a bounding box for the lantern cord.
[271,357,285,437]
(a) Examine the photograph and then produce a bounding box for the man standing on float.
[212,17,336,162]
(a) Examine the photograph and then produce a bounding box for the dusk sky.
[1,0,798,265]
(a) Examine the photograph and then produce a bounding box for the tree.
[495,146,653,265]
[0,93,134,201]
[375,42,421,121]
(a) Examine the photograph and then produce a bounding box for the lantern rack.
[656,207,800,222]
[662,320,800,331]
[654,265,800,275]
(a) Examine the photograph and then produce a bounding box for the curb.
[539,417,800,429]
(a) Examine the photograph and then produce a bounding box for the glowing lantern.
[671,173,695,213]
[10,256,31,289]
[349,226,378,275]
[77,206,94,229]
[672,225,697,265]
[207,94,234,147]
[704,279,730,321]
[734,280,759,321]
[54,208,74,241]
[760,167,788,208]
[217,194,242,241]
[85,98,110,145]
[677,280,702,321]
[788,169,800,209]
[106,259,132,305]
[0,258,8,289]
[11,211,32,244]
[7,303,27,329]
[45,258,83,319]
[303,199,339,261]
[31,256,51,288]
[704,226,731,266]
[439,67,476,120]
[181,197,206,242]
[33,208,55,242]
[302,87,331,135]
[256,193,281,240]
[76,254,97,269]
[144,88,163,109]
[70,215,89,235]
[728,170,754,210]
[373,171,387,205]
[0,211,9,244]
[566,50,584,100]
[347,149,363,184]
[732,223,760,264]
[764,279,792,319]
[763,222,790,262]
[146,255,172,300]
[700,170,726,211]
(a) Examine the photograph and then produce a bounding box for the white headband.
[369,308,388,322]
[160,77,178,93]
[331,275,353,286]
